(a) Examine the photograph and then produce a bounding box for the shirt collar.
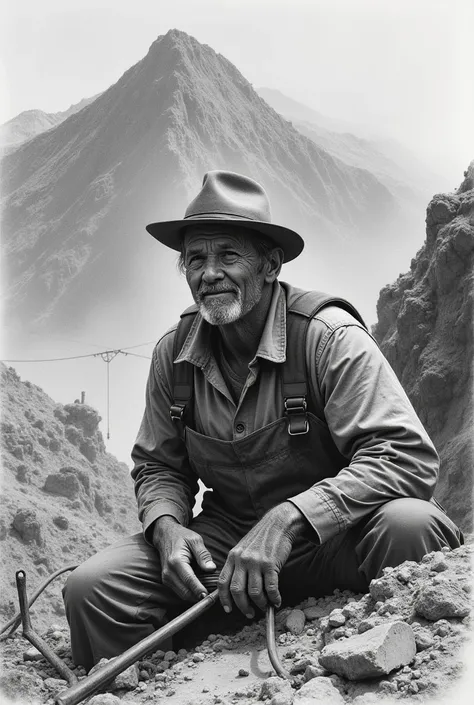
[174,281,287,368]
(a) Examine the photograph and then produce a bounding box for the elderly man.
[64,170,462,670]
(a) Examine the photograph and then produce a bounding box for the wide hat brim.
[146,217,305,263]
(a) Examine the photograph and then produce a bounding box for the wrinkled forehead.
[182,224,258,252]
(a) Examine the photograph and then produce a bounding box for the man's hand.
[218,502,308,618]
[152,516,216,602]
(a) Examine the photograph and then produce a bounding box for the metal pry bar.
[55,589,220,705]
[15,570,78,686]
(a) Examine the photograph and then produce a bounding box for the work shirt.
[131,281,439,544]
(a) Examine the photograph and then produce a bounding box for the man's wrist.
[271,501,310,538]
[151,515,180,544]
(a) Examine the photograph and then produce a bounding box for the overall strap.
[170,305,198,427]
[283,290,367,435]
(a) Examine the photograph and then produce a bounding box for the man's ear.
[264,248,284,283]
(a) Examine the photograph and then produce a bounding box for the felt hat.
[146,170,305,262]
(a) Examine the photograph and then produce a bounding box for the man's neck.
[217,283,274,368]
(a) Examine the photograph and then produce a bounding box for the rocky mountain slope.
[2,29,417,340]
[0,363,140,633]
[257,88,440,206]
[373,163,474,531]
[0,96,101,153]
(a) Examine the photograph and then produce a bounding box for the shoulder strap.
[282,290,367,435]
[170,306,198,426]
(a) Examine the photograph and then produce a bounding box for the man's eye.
[221,252,238,260]
[186,255,204,267]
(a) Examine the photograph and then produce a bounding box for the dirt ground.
[1,542,473,705]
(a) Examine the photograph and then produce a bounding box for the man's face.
[182,226,266,326]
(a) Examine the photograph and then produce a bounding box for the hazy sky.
[1,0,473,182]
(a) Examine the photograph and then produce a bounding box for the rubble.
[0,542,472,704]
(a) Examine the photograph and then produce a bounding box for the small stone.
[396,567,412,583]
[332,627,346,639]
[184,674,193,681]
[408,682,419,694]
[259,676,294,701]
[303,605,327,620]
[140,669,149,680]
[369,576,395,601]
[357,618,377,634]
[303,664,327,681]
[44,678,67,693]
[164,650,177,662]
[286,609,306,635]
[430,551,448,571]
[156,662,170,673]
[203,687,210,693]
[23,647,43,662]
[88,696,122,705]
[290,658,313,676]
[178,648,187,658]
[319,621,416,680]
[193,652,205,662]
[328,609,346,627]
[305,628,314,636]
[270,694,293,705]
[414,580,471,620]
[414,628,434,651]
[293,676,345,704]
[238,669,249,677]
[113,663,139,690]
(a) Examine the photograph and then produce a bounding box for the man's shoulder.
[281,281,365,329]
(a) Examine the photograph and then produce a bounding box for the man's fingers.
[218,562,234,614]
[229,568,254,618]
[248,570,266,612]
[264,568,281,608]
[165,559,208,602]
[189,537,217,573]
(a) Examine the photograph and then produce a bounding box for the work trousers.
[63,497,462,671]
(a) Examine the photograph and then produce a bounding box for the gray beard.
[199,293,244,326]
[198,281,263,326]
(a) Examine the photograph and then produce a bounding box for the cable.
[0,564,78,641]
[1,341,155,364]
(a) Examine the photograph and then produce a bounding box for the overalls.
[63,291,463,670]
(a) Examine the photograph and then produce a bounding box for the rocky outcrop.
[0,363,140,632]
[373,163,474,531]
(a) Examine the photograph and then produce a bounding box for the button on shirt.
[131,281,438,544]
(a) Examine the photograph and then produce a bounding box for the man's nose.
[202,258,224,283]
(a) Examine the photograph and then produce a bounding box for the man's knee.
[356,497,462,581]
[63,560,105,613]
[374,497,439,538]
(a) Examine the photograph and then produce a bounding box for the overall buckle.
[284,396,309,436]
[170,403,186,422]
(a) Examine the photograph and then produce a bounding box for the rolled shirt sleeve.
[131,330,198,542]
[288,314,439,544]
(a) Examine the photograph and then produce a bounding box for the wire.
[1,341,155,364]
[0,564,78,641]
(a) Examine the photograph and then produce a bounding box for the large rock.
[12,509,43,545]
[414,580,471,620]
[293,676,345,704]
[44,471,81,498]
[319,621,416,680]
